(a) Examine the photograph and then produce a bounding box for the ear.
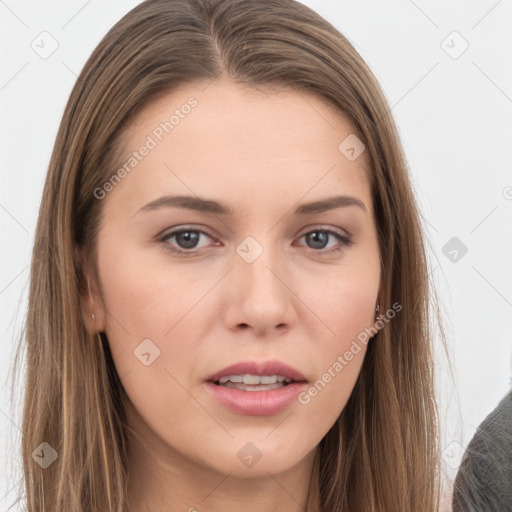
[375,274,383,310]
[75,245,106,334]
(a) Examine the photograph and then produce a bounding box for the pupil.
[307,231,328,249]
[177,231,199,249]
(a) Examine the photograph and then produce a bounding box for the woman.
[12,0,446,510]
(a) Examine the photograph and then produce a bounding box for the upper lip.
[206,360,308,383]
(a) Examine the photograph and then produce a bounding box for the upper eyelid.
[159,225,352,246]
[159,224,351,237]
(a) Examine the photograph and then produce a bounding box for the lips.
[205,360,308,384]
[204,359,309,416]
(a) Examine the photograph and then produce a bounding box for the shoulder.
[452,389,512,511]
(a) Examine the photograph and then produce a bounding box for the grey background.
[1,0,511,509]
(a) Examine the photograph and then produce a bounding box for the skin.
[78,78,381,512]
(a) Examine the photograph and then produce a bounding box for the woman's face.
[85,79,380,479]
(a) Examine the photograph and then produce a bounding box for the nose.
[224,242,297,337]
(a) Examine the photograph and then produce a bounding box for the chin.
[203,439,314,478]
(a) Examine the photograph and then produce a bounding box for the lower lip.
[204,381,308,416]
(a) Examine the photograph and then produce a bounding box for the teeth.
[243,374,260,385]
[222,382,285,392]
[218,374,293,385]
[219,375,243,384]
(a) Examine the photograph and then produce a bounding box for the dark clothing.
[452,390,512,511]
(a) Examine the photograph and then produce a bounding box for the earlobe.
[75,245,106,333]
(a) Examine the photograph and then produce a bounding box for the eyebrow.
[135,194,367,217]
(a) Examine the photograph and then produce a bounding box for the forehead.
[107,79,372,216]
[124,79,363,151]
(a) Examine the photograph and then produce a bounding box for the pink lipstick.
[204,360,308,416]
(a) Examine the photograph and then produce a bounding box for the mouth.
[206,360,308,388]
[204,364,309,416]
[212,373,302,392]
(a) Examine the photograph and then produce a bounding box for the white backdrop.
[1,1,511,509]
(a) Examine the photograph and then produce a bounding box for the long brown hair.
[11,0,447,509]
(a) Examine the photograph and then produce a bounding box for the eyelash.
[158,226,353,256]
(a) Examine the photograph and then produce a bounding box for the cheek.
[96,243,205,439]
[303,258,379,343]
[296,299,370,429]
[95,233,204,384]
[295,264,378,417]
[97,229,189,333]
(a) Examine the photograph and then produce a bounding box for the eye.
[158,226,353,255]
[159,227,218,253]
[296,227,353,254]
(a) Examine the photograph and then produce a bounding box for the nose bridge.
[236,232,284,296]
[230,231,294,332]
